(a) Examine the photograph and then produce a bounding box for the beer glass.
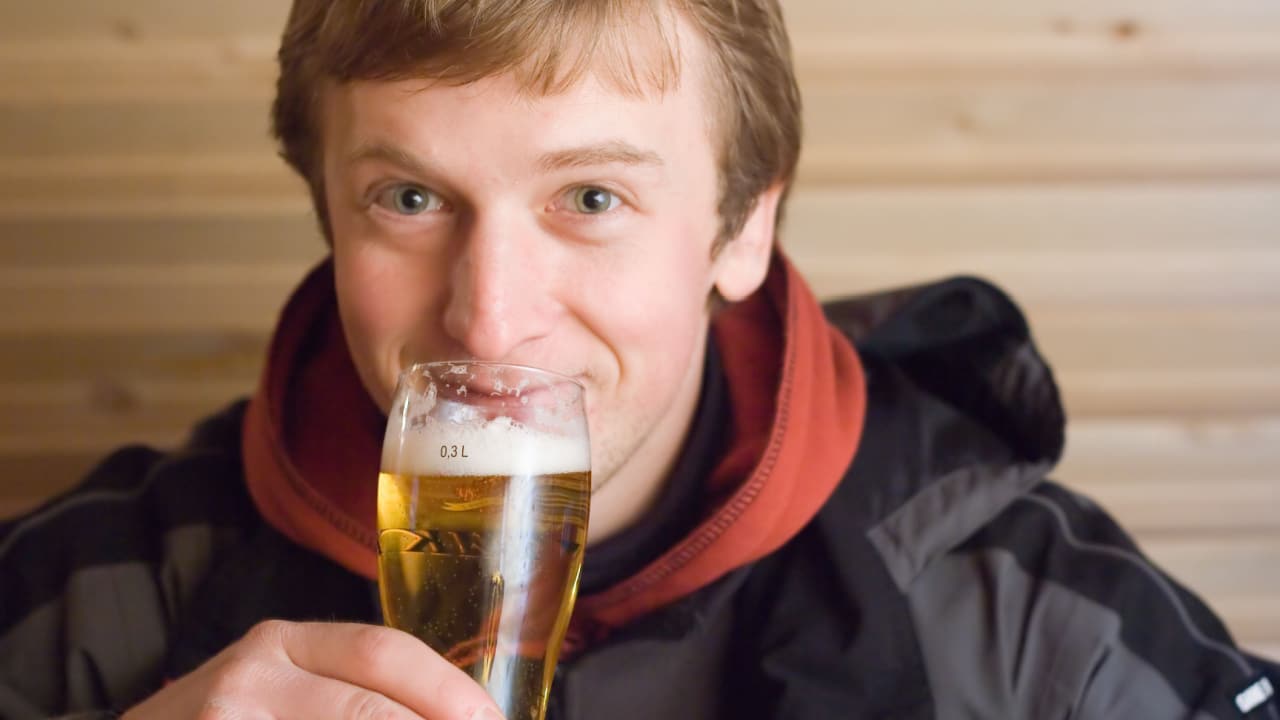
[377,362,590,720]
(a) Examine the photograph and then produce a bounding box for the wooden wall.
[1,1,1277,657]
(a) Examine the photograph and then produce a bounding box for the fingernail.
[473,708,504,720]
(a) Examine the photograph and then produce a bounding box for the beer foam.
[383,415,590,476]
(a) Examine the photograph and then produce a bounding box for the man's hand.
[122,620,504,720]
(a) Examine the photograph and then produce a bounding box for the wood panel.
[793,247,1280,305]
[0,100,274,158]
[0,1,290,38]
[0,215,324,267]
[1143,535,1280,644]
[6,0,1280,42]
[0,40,278,104]
[1056,370,1280,420]
[806,79,1280,147]
[0,155,305,217]
[0,331,267,383]
[1059,419,1280,532]
[0,266,305,333]
[0,379,249,453]
[784,185,1280,252]
[781,0,1280,36]
[798,143,1280,184]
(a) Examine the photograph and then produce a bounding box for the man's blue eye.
[572,187,619,214]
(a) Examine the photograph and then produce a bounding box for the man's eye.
[375,184,442,215]
[570,187,621,215]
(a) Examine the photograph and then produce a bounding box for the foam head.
[383,414,590,476]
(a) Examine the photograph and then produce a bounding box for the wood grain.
[783,184,1280,252]
[1059,418,1280,532]
[0,1,290,38]
[4,0,1280,40]
[780,0,1280,35]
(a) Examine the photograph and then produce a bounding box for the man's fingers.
[271,670,424,720]
[273,621,503,720]
[196,653,423,720]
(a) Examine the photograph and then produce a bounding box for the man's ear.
[712,182,784,302]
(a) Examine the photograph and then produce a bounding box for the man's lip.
[414,361,584,384]
[392,358,590,408]
[445,378,585,403]
[411,363,582,397]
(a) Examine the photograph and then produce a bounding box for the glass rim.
[399,360,586,392]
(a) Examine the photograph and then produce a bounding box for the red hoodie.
[241,251,865,640]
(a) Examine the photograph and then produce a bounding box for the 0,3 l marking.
[440,444,469,458]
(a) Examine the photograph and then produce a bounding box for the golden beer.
[377,469,590,720]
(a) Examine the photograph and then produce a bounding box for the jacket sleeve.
[0,447,178,719]
[914,481,1279,720]
[0,434,253,719]
[1055,483,1280,720]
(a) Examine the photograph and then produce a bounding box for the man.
[1,1,1276,718]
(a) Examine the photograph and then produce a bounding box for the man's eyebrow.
[346,142,430,174]
[538,141,664,172]
[346,140,664,175]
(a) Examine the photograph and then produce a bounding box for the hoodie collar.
[242,260,382,579]
[241,251,866,627]
[574,252,865,628]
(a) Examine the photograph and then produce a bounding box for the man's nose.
[441,212,554,361]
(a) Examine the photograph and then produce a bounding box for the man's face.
[319,30,772,496]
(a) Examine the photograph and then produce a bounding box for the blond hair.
[271,0,801,249]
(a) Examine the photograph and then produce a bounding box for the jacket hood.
[240,252,867,627]
[826,277,1067,591]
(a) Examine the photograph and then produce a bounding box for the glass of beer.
[377,361,590,720]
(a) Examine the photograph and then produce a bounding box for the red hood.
[242,251,865,633]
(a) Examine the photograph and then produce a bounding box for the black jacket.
[1,278,1276,719]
